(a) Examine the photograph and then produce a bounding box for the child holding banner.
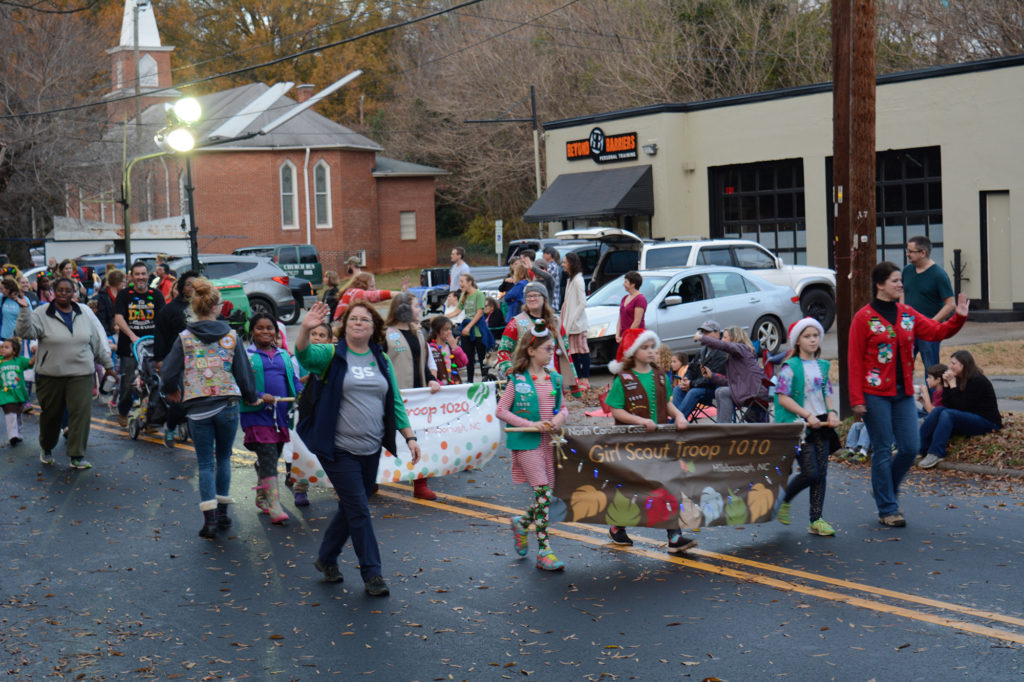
[605,328,694,554]
[496,320,568,572]
[241,313,300,525]
[774,318,841,537]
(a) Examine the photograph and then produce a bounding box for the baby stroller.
[126,336,189,443]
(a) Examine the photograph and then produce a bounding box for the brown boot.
[413,478,437,501]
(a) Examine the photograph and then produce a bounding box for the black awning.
[523,165,653,223]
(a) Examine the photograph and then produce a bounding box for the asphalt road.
[3,399,1023,680]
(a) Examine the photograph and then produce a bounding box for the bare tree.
[0,5,109,262]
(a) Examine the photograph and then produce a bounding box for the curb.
[935,460,1024,478]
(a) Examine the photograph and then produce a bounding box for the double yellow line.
[88,411,1024,645]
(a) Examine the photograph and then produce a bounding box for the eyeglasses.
[906,248,924,254]
[525,294,544,300]
[348,316,373,324]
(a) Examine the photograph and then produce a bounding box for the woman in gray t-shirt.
[296,301,421,597]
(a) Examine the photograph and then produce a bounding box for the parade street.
[3,399,1022,681]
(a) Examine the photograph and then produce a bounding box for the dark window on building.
[825,146,943,269]
[709,158,807,264]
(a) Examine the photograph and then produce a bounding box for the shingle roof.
[373,155,447,177]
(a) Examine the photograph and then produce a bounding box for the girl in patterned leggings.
[496,320,567,571]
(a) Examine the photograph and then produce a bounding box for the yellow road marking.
[383,484,1024,631]
[84,409,1024,644]
[374,488,1024,645]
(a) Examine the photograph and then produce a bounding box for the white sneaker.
[918,454,941,469]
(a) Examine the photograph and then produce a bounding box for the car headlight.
[587,322,611,339]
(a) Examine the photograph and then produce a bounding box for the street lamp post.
[122,97,202,270]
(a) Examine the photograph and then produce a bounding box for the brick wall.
[375,176,438,272]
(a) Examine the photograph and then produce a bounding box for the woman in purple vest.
[162,278,268,539]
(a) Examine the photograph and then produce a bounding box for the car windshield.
[587,274,671,306]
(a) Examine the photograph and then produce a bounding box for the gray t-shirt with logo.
[334,349,389,455]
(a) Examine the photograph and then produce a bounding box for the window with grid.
[875,147,943,267]
[280,162,297,229]
[400,211,417,240]
[709,158,807,264]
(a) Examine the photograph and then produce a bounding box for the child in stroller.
[126,335,188,443]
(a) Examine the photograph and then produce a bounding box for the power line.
[0,0,98,14]
[1,0,489,121]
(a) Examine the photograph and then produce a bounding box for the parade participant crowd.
[10,234,1003,589]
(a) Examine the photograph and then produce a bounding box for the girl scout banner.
[287,382,502,488]
[551,423,804,529]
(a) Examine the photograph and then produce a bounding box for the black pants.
[117,354,137,417]
[462,336,488,382]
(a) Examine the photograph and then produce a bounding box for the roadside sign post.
[495,220,503,266]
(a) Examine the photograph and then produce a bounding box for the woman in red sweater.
[848,261,969,528]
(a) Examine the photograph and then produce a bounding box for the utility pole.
[465,85,545,198]
[832,0,877,416]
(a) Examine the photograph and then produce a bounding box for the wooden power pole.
[832,0,877,416]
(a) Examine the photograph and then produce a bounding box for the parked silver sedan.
[584,266,803,366]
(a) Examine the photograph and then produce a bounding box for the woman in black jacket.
[917,350,1001,469]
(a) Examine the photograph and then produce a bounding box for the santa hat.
[609,328,660,374]
[787,317,824,349]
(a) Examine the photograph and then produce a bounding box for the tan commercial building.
[527,55,1024,316]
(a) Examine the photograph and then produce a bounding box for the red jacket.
[848,302,965,407]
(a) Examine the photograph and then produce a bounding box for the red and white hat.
[787,317,824,349]
[609,328,660,374]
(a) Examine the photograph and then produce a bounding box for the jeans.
[714,386,735,423]
[919,406,998,459]
[862,393,920,517]
[913,339,941,373]
[846,421,872,452]
[189,403,238,504]
[117,354,138,417]
[571,352,591,380]
[318,450,383,581]
[672,385,715,420]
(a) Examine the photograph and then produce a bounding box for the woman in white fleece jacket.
[15,277,114,469]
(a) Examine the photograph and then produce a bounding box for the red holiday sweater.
[848,302,965,407]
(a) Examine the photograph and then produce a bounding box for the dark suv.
[232,244,320,324]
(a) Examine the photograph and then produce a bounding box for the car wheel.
[800,288,836,332]
[249,296,276,319]
[279,302,301,325]
[754,315,784,354]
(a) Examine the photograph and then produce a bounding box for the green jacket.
[505,371,563,451]
[774,356,831,423]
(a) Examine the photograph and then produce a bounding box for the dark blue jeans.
[919,406,998,458]
[189,403,238,504]
[672,385,715,420]
[862,393,919,517]
[318,450,382,581]
[913,339,941,373]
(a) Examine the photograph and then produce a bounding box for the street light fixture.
[155,97,202,272]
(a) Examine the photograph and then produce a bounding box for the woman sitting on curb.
[917,350,1001,469]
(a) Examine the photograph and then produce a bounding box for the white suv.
[556,228,836,331]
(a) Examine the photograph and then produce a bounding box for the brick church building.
[64,0,443,274]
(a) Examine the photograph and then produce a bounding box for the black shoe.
[314,559,343,583]
[667,532,698,554]
[9,437,21,446]
[364,575,389,596]
[608,526,633,546]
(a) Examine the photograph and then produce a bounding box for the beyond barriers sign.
[287,382,502,488]
[551,423,803,529]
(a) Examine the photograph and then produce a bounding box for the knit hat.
[608,328,660,374]
[787,316,825,349]
[523,282,548,300]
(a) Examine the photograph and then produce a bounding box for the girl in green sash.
[496,320,567,571]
